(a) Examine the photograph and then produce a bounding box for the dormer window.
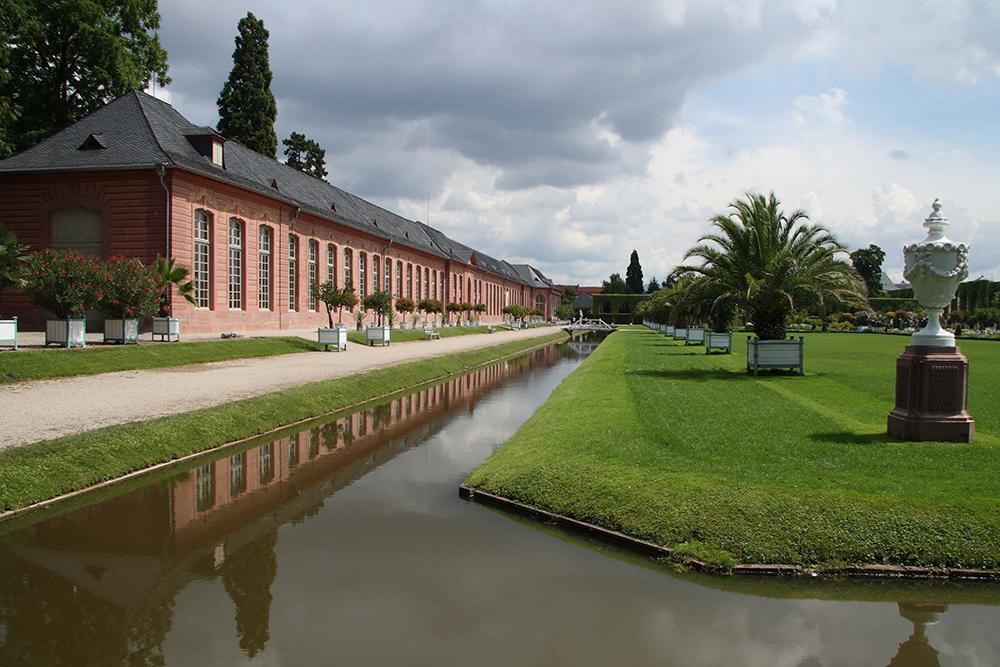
[78,134,106,150]
[186,132,225,167]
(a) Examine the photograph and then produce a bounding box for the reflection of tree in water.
[887,602,947,667]
[0,560,173,666]
[222,528,278,658]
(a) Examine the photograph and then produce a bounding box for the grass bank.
[0,331,566,512]
[465,330,1000,571]
[0,336,315,384]
[345,324,511,345]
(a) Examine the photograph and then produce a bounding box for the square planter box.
[46,317,87,348]
[152,317,181,342]
[665,325,675,336]
[747,337,804,375]
[318,326,347,351]
[0,316,17,350]
[706,331,732,354]
[673,327,687,340]
[366,325,391,346]
[685,327,705,345]
[104,317,139,344]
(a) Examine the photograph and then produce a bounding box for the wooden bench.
[747,336,804,375]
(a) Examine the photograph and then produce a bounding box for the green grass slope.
[466,330,1000,570]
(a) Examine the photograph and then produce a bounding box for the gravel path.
[0,328,559,449]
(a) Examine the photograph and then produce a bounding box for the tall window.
[229,453,246,497]
[327,243,336,285]
[194,210,211,308]
[195,464,215,512]
[343,248,353,290]
[359,252,367,296]
[384,257,391,295]
[228,218,243,310]
[288,234,299,311]
[415,264,421,301]
[259,443,275,485]
[432,270,438,300]
[373,254,381,292]
[407,263,413,299]
[308,240,319,310]
[424,268,430,300]
[396,260,403,296]
[258,226,271,310]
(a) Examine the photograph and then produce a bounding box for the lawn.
[465,330,1000,570]
[0,331,567,512]
[345,324,508,345]
[0,336,316,384]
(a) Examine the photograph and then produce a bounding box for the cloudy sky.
[152,0,1000,285]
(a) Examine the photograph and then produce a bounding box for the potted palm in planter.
[312,281,350,351]
[396,297,415,329]
[25,249,99,348]
[0,224,30,350]
[673,192,865,374]
[152,256,196,342]
[99,256,162,344]
[363,290,393,346]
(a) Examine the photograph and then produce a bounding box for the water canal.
[0,338,997,665]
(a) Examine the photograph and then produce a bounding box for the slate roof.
[0,90,559,287]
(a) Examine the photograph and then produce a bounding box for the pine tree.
[282,132,328,180]
[217,13,277,157]
[625,250,644,294]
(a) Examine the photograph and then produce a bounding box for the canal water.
[0,338,997,665]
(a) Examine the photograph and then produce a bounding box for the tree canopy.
[849,244,886,297]
[646,276,661,293]
[674,192,866,340]
[602,273,628,293]
[625,250,644,293]
[217,12,277,157]
[0,0,170,157]
[282,132,328,180]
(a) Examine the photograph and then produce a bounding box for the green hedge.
[868,297,920,312]
[591,293,649,324]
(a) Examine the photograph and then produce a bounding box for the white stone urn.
[902,199,969,347]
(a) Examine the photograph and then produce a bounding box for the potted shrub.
[98,256,162,344]
[474,303,487,324]
[363,290,393,346]
[673,192,865,374]
[460,302,474,326]
[417,298,433,328]
[396,297,415,329]
[426,299,443,328]
[446,301,461,326]
[25,249,99,348]
[311,281,349,351]
[152,256,196,342]
[0,224,30,350]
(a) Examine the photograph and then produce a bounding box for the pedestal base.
[887,345,974,442]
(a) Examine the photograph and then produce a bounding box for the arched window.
[406,263,413,299]
[359,252,367,296]
[432,270,438,300]
[50,208,103,257]
[424,268,430,300]
[193,210,212,308]
[228,218,243,310]
[308,240,319,310]
[384,257,392,295]
[414,264,421,301]
[258,226,272,310]
[327,243,336,286]
[288,234,299,311]
[343,248,353,290]
[373,254,381,292]
[535,294,545,313]
[396,260,403,296]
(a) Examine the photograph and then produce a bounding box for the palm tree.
[153,256,196,317]
[674,192,865,340]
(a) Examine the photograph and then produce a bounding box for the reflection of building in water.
[0,346,565,664]
[887,602,947,667]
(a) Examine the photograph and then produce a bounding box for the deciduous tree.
[849,244,886,297]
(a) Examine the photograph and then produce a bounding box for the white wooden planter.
[0,317,17,350]
[685,327,705,345]
[318,325,347,351]
[152,316,181,342]
[104,317,139,344]
[706,331,732,354]
[673,327,687,340]
[366,325,391,347]
[46,317,87,348]
[665,325,674,336]
[747,337,804,375]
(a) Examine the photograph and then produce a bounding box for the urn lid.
[922,198,948,241]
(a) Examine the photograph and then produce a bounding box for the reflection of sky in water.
[1,341,997,666]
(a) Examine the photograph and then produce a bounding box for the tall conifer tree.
[217,12,277,157]
[282,132,328,180]
[625,250,644,294]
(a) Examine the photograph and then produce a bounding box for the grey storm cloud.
[157,1,820,197]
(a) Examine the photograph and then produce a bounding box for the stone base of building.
[887,345,974,443]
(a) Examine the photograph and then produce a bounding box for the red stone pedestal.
[887,345,974,442]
